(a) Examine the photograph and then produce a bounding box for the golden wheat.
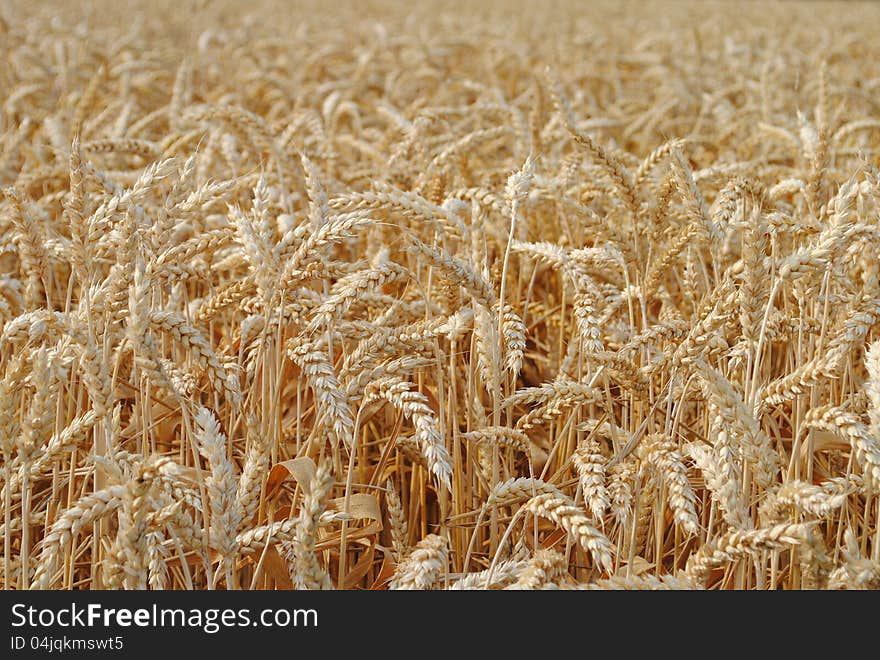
[1,0,880,591]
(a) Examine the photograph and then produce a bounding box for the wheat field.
[2,0,880,590]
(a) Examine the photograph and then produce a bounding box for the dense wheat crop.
[2,0,880,590]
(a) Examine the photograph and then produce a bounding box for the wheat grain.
[4,0,880,592]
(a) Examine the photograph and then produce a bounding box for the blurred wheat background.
[2,0,880,590]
